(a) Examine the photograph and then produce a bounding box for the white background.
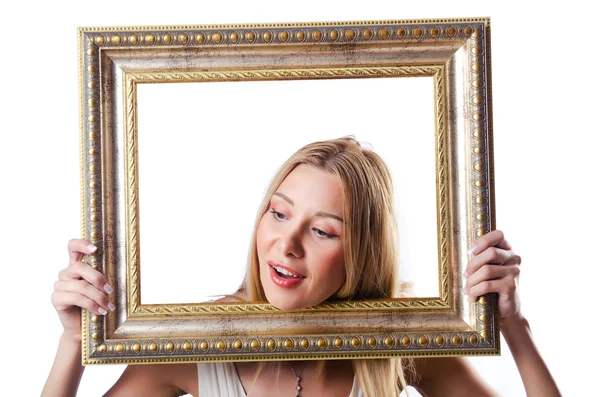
[1,1,598,396]
[137,77,439,303]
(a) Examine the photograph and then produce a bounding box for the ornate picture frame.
[79,18,497,365]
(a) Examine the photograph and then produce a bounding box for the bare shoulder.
[104,363,198,397]
[412,357,498,397]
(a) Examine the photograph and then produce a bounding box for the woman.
[43,137,560,396]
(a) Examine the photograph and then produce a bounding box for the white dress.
[197,362,422,396]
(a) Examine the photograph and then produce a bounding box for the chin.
[266,293,305,311]
[271,301,300,311]
[264,290,318,311]
[260,270,336,310]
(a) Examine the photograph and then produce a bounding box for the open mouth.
[268,261,306,288]
[271,265,304,278]
[268,261,305,278]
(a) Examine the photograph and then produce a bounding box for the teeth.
[273,266,300,278]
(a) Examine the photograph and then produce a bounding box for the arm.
[416,231,561,397]
[41,239,195,397]
[42,239,107,397]
[501,314,560,397]
[42,334,195,397]
[463,230,561,397]
[42,333,86,397]
[415,320,560,397]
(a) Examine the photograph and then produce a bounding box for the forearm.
[41,333,85,397]
[501,314,561,397]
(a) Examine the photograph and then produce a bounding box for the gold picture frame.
[80,18,498,365]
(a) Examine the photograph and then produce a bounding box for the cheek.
[319,247,345,283]
[255,215,271,256]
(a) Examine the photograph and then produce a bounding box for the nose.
[279,224,304,259]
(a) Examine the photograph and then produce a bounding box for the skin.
[257,165,345,310]
[42,167,561,397]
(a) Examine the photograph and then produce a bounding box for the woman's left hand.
[464,230,522,320]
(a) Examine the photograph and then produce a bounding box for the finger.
[468,230,511,256]
[467,274,518,300]
[465,264,520,291]
[465,246,520,276]
[58,261,113,294]
[54,280,114,312]
[51,290,109,316]
[67,239,98,263]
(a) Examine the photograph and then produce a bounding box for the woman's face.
[256,164,345,310]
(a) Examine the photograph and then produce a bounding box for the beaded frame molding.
[79,18,498,365]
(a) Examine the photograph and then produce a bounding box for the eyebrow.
[273,192,344,223]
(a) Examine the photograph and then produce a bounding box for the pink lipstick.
[268,261,306,288]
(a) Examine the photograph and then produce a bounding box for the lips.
[268,261,305,277]
[268,260,306,288]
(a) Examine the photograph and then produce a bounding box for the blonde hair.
[241,137,411,396]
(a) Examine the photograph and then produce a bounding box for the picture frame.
[80,17,498,365]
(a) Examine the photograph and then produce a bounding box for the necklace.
[289,362,308,397]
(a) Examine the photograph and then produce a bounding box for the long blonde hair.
[241,136,411,396]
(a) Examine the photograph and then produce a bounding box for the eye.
[313,227,337,239]
[269,208,287,221]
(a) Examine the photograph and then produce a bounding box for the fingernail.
[103,284,113,294]
[87,244,98,253]
[461,287,467,294]
[99,307,107,315]
[463,271,469,279]
[108,302,116,311]
[467,246,478,256]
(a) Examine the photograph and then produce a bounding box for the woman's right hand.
[51,239,114,340]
